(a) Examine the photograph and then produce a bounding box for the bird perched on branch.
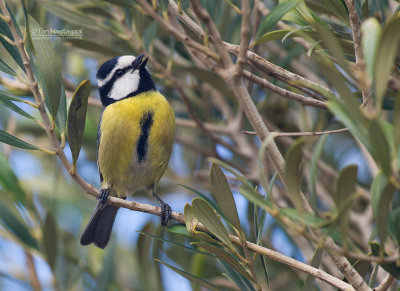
[80,55,175,248]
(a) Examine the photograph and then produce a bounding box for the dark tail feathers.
[80,203,120,249]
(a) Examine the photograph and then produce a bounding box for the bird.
[80,54,175,248]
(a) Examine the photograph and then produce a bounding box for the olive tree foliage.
[0,0,399,290]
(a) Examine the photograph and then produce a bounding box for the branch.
[343,0,368,103]
[242,70,328,109]
[243,128,348,137]
[107,196,354,291]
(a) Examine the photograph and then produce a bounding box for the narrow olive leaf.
[284,138,306,211]
[191,198,233,248]
[220,261,256,291]
[371,171,395,244]
[55,83,67,132]
[166,224,191,236]
[0,58,16,76]
[0,99,34,120]
[38,1,102,31]
[0,130,39,150]
[0,152,26,202]
[42,212,58,271]
[29,16,62,118]
[393,96,400,151]
[179,184,227,221]
[67,38,123,56]
[370,242,400,279]
[156,259,220,291]
[374,13,400,109]
[303,248,323,291]
[254,0,300,41]
[0,203,38,249]
[210,163,241,231]
[97,240,116,291]
[335,165,358,209]
[0,90,29,103]
[67,80,91,167]
[193,242,255,283]
[309,134,328,212]
[279,208,327,228]
[140,231,216,257]
[368,119,392,177]
[361,18,381,82]
[184,203,214,242]
[388,207,400,245]
[239,185,273,211]
[327,100,370,151]
[0,8,25,72]
[143,22,158,51]
[253,29,290,44]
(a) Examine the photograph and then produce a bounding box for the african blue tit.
[80,55,175,248]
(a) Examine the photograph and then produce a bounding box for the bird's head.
[96,55,155,107]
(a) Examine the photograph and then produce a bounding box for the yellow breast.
[98,91,175,197]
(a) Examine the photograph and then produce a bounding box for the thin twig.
[107,196,354,291]
[243,128,348,137]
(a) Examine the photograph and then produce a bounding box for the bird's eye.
[115,69,124,77]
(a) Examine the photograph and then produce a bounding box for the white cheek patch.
[107,70,140,100]
[97,55,136,87]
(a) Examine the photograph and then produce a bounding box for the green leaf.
[220,261,255,291]
[67,80,91,167]
[254,0,301,41]
[0,58,16,76]
[370,242,400,279]
[284,138,306,211]
[29,16,62,119]
[361,18,381,82]
[0,130,39,150]
[0,203,38,249]
[96,240,116,291]
[371,172,395,244]
[0,90,29,103]
[393,96,400,151]
[253,29,290,44]
[191,198,233,248]
[38,1,102,31]
[0,152,26,203]
[193,242,254,282]
[42,212,58,271]
[210,163,241,231]
[238,185,272,211]
[156,259,220,291]
[0,98,34,120]
[0,7,25,72]
[67,38,123,56]
[303,248,323,291]
[55,83,67,132]
[143,22,158,51]
[140,231,216,257]
[335,165,358,209]
[368,119,392,176]
[179,184,227,221]
[374,13,400,110]
[184,203,214,242]
[388,207,400,245]
[309,135,328,212]
[279,208,327,228]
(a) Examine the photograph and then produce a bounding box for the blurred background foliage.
[0,0,400,290]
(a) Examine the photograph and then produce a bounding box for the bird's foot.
[154,193,171,227]
[98,189,110,209]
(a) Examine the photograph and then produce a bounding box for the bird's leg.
[153,192,172,227]
[98,188,110,209]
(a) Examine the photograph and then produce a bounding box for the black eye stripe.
[113,66,133,79]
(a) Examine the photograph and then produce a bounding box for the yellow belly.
[98,91,175,197]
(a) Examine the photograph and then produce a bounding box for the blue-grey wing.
[97,113,103,184]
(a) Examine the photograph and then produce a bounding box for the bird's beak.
[139,56,149,69]
[131,54,145,71]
